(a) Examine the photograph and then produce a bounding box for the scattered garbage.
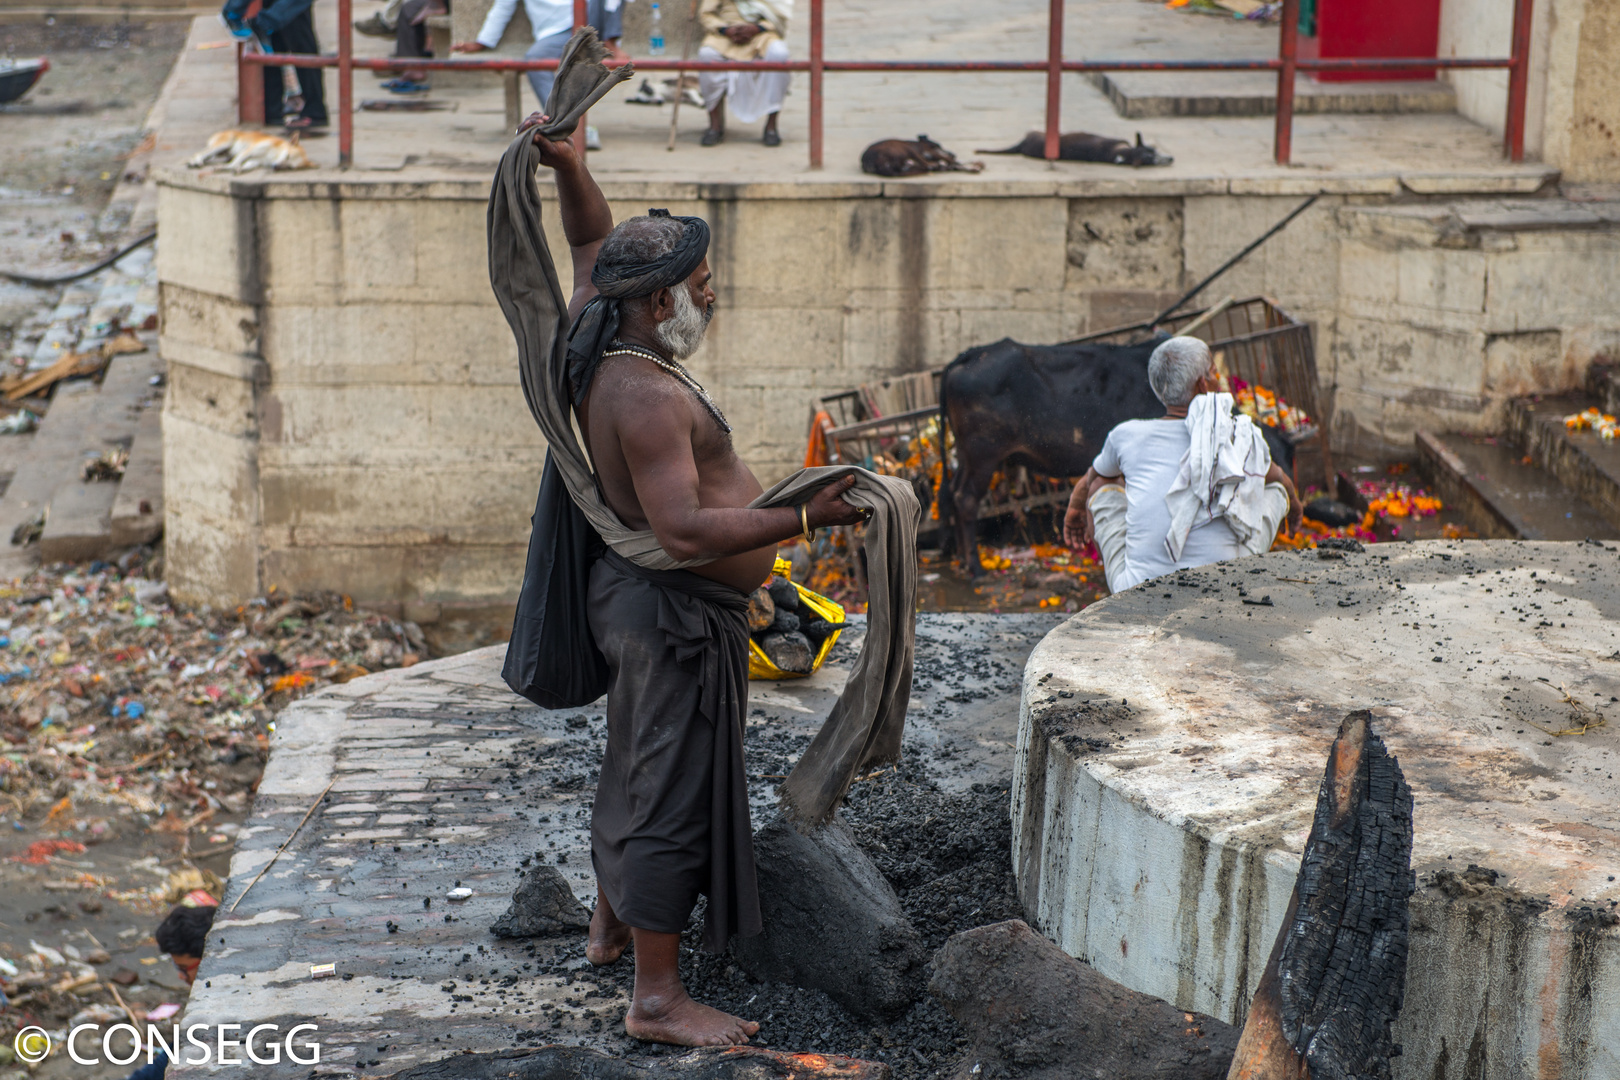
[0,411,38,435]
[81,447,129,482]
[446,887,473,901]
[0,556,431,872]
[309,963,336,979]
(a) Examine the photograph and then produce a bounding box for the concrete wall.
[1440,0,1620,182]
[156,170,1620,629]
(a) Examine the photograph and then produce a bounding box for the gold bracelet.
[799,503,816,543]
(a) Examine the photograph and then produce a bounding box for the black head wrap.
[566,209,711,403]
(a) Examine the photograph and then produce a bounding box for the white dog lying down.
[186,130,314,173]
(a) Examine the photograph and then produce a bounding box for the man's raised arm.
[519,112,615,320]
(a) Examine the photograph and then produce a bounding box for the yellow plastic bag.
[747,556,845,680]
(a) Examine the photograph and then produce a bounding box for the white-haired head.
[1147,336,1213,408]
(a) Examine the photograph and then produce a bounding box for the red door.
[1312,0,1442,81]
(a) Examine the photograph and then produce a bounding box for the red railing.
[239,0,1534,170]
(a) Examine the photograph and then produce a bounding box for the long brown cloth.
[485,38,920,831]
[588,551,758,952]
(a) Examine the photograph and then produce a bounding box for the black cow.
[937,337,1294,571]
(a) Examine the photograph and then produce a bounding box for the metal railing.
[237,0,1535,170]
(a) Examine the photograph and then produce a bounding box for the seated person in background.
[452,0,627,137]
[124,902,218,1080]
[1063,336,1302,593]
[382,0,449,94]
[697,0,791,147]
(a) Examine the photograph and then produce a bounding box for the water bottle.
[649,2,665,56]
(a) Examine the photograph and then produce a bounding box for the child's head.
[155,904,217,985]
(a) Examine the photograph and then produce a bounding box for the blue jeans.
[525,0,621,106]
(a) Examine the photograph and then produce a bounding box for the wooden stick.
[227,779,334,913]
[108,981,142,1028]
[667,0,702,150]
[1173,294,1236,342]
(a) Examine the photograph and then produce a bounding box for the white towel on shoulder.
[1163,391,1273,562]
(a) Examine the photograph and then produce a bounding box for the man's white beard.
[654,284,713,361]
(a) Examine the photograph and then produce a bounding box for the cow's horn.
[1135,131,1143,147]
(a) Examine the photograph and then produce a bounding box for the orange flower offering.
[1564,407,1619,440]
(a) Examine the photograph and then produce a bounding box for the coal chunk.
[745,588,775,633]
[731,816,926,1021]
[489,864,591,938]
[757,631,814,674]
[765,577,800,612]
[930,920,1238,1080]
[1303,497,1362,528]
[800,616,843,648]
[769,609,801,634]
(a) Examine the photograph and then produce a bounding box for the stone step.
[38,481,118,563]
[1087,71,1456,120]
[1588,362,1620,418]
[0,350,163,574]
[1415,429,1617,541]
[1507,394,1620,532]
[110,402,164,548]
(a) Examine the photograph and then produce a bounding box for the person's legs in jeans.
[1087,485,1132,594]
[280,8,327,124]
[524,28,572,108]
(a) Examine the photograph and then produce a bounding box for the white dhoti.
[1089,482,1290,594]
[698,40,790,123]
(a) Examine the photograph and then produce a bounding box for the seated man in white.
[1062,335,1302,593]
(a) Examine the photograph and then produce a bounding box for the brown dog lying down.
[979,130,1173,166]
[860,135,985,177]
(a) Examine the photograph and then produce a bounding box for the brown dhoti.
[586,550,762,952]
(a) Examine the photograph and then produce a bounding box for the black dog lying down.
[860,134,985,177]
[979,130,1172,166]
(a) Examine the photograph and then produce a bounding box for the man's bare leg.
[587,893,632,967]
[624,929,759,1046]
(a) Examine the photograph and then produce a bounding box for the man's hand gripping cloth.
[485,66,921,830]
[1163,391,1273,562]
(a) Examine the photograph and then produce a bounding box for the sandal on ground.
[700,128,724,147]
[762,127,781,147]
[381,78,431,93]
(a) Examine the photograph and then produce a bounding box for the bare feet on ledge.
[625,988,760,1046]
[586,897,632,967]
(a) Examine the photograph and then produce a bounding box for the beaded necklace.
[603,341,732,434]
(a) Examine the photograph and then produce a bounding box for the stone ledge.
[1011,539,1620,1080]
[154,164,1565,202]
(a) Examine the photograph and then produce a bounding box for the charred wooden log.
[746,587,776,632]
[387,1045,890,1080]
[930,919,1239,1080]
[1226,710,1414,1080]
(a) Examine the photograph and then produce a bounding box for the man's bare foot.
[625,988,760,1046]
[586,896,631,966]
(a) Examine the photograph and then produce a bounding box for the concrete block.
[1395,246,1486,315]
[39,482,117,563]
[1064,198,1185,293]
[111,405,165,548]
[1337,241,1401,305]
[1183,195,1340,311]
[160,281,261,358]
[155,181,260,303]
